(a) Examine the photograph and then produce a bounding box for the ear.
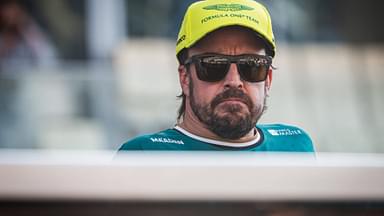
[178,65,190,96]
[265,67,273,95]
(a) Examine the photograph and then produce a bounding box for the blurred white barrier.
[0,150,384,201]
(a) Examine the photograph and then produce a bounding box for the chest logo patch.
[150,137,184,145]
[267,129,302,136]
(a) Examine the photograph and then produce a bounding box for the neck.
[178,108,257,144]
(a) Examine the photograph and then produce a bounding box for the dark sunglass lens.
[197,58,229,82]
[238,59,268,82]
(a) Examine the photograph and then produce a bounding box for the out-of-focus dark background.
[1,0,384,152]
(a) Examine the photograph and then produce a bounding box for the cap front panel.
[176,0,275,56]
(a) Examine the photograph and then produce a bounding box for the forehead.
[190,26,266,55]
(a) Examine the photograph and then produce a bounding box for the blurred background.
[0,0,383,152]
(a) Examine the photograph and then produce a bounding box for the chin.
[215,104,249,116]
[215,111,249,124]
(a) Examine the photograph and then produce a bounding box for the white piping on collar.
[174,126,261,148]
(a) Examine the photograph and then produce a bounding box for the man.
[119,0,314,151]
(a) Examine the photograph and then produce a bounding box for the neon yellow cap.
[176,0,276,57]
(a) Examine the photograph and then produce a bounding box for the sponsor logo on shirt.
[267,129,302,136]
[150,137,184,145]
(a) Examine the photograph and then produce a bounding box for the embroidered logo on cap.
[203,4,254,12]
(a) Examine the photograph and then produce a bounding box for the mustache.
[210,88,253,110]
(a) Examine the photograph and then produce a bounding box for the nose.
[223,63,243,89]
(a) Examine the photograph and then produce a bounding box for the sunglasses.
[184,53,272,83]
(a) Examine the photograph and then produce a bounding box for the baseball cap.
[176,0,276,58]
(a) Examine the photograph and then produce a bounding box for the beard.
[189,81,267,140]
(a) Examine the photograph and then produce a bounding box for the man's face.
[180,27,272,140]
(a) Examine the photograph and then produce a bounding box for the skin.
[178,26,273,143]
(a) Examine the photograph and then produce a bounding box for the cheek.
[192,82,219,105]
[247,85,266,105]
[190,72,220,105]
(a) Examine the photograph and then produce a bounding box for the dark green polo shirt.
[119,124,314,152]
